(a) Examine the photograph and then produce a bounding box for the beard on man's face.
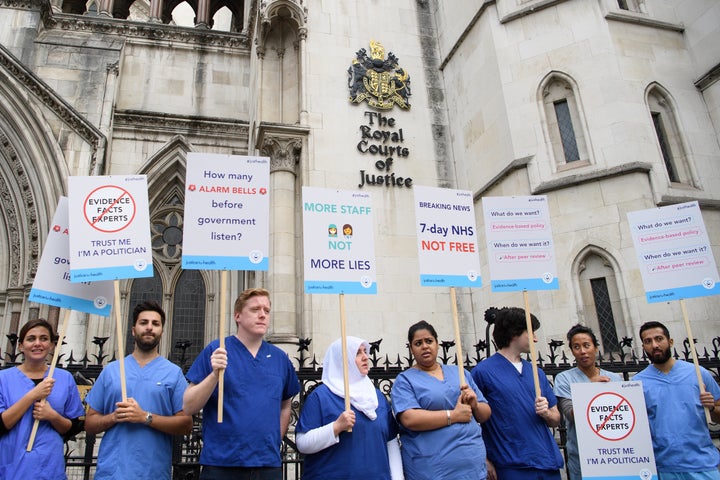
[134,332,160,351]
[648,346,672,364]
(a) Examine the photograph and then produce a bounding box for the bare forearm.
[84,408,117,435]
[47,411,72,435]
[472,402,491,423]
[280,398,292,437]
[149,412,193,435]
[398,408,451,431]
[543,406,561,428]
[183,375,218,415]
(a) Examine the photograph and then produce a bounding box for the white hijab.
[322,336,379,420]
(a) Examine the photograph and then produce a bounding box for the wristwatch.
[144,411,153,425]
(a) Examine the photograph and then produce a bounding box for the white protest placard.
[413,185,481,287]
[482,195,558,291]
[68,176,153,282]
[29,197,113,315]
[627,201,719,303]
[182,153,270,271]
[302,187,376,294]
[572,381,657,480]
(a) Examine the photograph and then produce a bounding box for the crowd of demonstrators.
[5,297,719,480]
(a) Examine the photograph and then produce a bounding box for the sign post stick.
[679,298,712,424]
[218,270,228,424]
[26,309,72,451]
[523,289,541,398]
[449,287,466,386]
[339,293,352,431]
[114,281,127,401]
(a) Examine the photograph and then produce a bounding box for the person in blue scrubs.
[471,307,563,480]
[296,336,403,480]
[553,324,622,480]
[85,300,193,479]
[0,319,84,480]
[184,288,300,480]
[392,320,491,480]
[635,321,720,480]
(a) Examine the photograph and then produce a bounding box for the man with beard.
[85,300,193,479]
[635,321,720,480]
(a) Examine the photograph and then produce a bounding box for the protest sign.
[627,201,719,303]
[482,195,558,292]
[572,381,657,480]
[302,187,376,294]
[413,185,481,287]
[182,153,270,271]
[29,197,113,316]
[68,176,153,282]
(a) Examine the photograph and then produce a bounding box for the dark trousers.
[200,466,282,480]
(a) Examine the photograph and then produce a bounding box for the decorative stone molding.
[0,43,105,152]
[256,123,309,175]
[44,13,253,49]
[114,110,249,140]
[0,133,39,287]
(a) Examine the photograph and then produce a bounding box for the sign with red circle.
[586,391,635,441]
[83,185,137,233]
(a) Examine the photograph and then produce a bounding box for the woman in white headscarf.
[296,336,403,480]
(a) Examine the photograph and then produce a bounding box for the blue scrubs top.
[553,366,622,480]
[0,367,84,480]
[635,360,720,473]
[471,353,564,471]
[297,385,397,480]
[186,336,300,467]
[86,355,187,480]
[391,364,488,480]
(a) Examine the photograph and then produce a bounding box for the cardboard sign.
[627,201,719,302]
[302,187,376,294]
[482,195,558,291]
[413,185,481,287]
[572,382,657,480]
[182,153,270,271]
[68,176,153,281]
[29,197,113,315]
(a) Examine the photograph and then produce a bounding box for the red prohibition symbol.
[83,185,137,233]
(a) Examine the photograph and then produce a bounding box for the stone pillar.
[257,125,308,345]
[149,0,164,23]
[98,0,114,17]
[298,27,308,125]
[195,0,211,29]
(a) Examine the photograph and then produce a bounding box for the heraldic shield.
[348,40,411,110]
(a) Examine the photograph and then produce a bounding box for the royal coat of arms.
[348,40,411,110]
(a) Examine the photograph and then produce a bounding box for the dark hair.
[639,321,670,340]
[234,288,271,314]
[492,307,540,349]
[19,319,57,343]
[132,300,165,326]
[566,324,599,346]
[407,320,438,343]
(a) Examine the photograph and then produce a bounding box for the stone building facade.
[1,0,718,365]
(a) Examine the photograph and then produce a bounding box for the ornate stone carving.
[114,110,249,140]
[256,123,309,175]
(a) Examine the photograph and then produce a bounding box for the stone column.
[257,125,308,345]
[98,0,114,17]
[148,0,164,23]
[195,0,211,29]
[298,27,308,125]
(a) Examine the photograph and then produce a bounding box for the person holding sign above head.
[0,319,84,480]
[391,321,491,480]
[471,307,563,480]
[85,300,193,480]
[296,336,403,480]
[635,321,720,480]
[552,324,622,480]
[183,288,300,480]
